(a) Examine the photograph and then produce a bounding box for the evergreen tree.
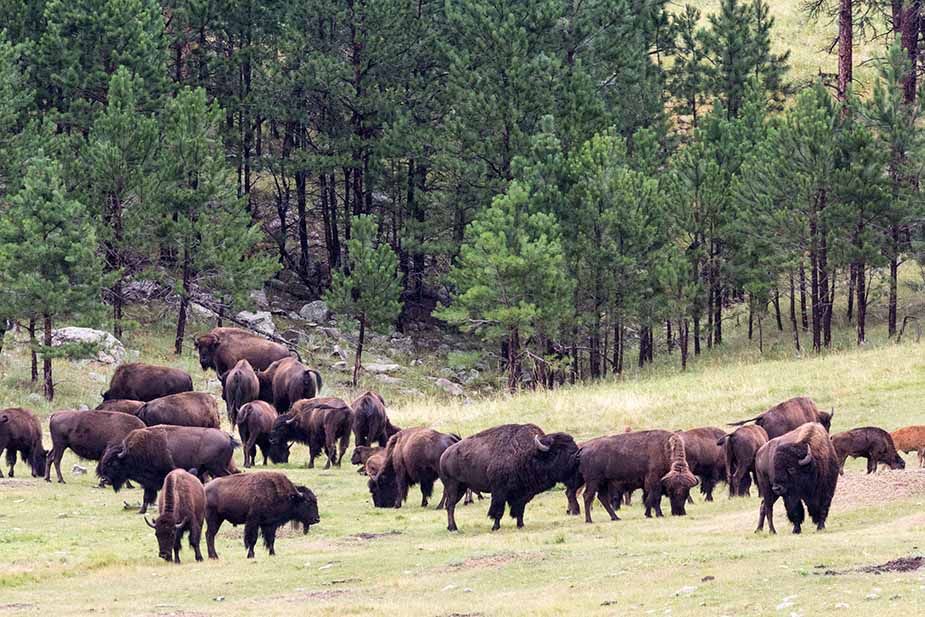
[666,5,709,130]
[0,33,33,196]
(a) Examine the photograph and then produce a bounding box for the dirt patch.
[859,556,925,574]
[444,552,522,571]
[832,469,925,509]
[278,589,350,602]
[344,530,401,541]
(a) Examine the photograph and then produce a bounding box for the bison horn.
[285,416,297,425]
[144,517,156,529]
[116,446,128,459]
[799,448,813,466]
[175,517,187,530]
[534,435,550,452]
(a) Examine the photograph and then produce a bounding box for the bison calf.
[205,471,319,559]
[145,469,206,563]
[351,445,383,473]
[890,426,925,468]
[831,427,905,474]
[0,408,46,478]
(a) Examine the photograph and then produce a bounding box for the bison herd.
[2,327,925,564]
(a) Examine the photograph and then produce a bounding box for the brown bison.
[97,425,239,514]
[729,396,833,440]
[572,431,698,523]
[0,408,46,478]
[195,327,292,375]
[95,399,145,415]
[831,427,905,474]
[45,410,145,483]
[102,363,193,402]
[144,469,206,563]
[678,427,726,501]
[364,447,387,479]
[351,445,383,473]
[890,426,925,468]
[367,428,461,509]
[352,391,400,447]
[269,398,353,469]
[204,471,319,559]
[439,423,580,531]
[256,357,323,413]
[717,424,769,497]
[135,392,221,429]
[221,359,259,427]
[755,423,839,534]
[236,401,287,467]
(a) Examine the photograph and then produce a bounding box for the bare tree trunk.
[353,316,365,386]
[679,318,689,370]
[665,320,673,353]
[748,299,754,340]
[693,312,701,355]
[799,261,809,332]
[773,288,783,331]
[28,318,37,383]
[612,320,623,376]
[174,245,191,356]
[507,328,520,392]
[837,0,853,107]
[43,313,54,401]
[789,271,801,353]
[847,263,856,321]
[857,260,867,344]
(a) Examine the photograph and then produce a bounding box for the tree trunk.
[773,288,783,331]
[43,313,53,401]
[329,172,340,268]
[679,318,689,370]
[353,316,365,386]
[665,319,673,353]
[847,263,856,321]
[857,260,867,344]
[613,320,624,376]
[810,214,822,352]
[837,0,853,107]
[693,312,701,355]
[789,271,801,353]
[507,328,520,392]
[757,313,764,354]
[174,245,192,355]
[748,299,754,340]
[638,325,648,368]
[28,318,37,383]
[296,167,311,281]
[799,261,809,332]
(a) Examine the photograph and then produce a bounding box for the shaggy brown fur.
[364,448,387,478]
[730,396,833,440]
[831,427,905,474]
[368,428,461,509]
[45,410,144,483]
[678,427,726,501]
[135,392,221,429]
[195,327,292,375]
[0,408,46,478]
[717,424,769,497]
[236,401,284,467]
[95,399,145,415]
[257,357,323,413]
[270,398,353,469]
[351,445,383,472]
[221,359,259,427]
[890,426,925,468]
[102,363,193,402]
[145,469,206,563]
[352,391,400,447]
[204,471,319,559]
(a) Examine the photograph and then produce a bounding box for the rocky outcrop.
[51,327,126,364]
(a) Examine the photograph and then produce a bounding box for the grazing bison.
[102,363,193,402]
[364,447,387,479]
[351,445,383,473]
[755,423,839,534]
[368,428,461,509]
[439,423,580,531]
[135,392,221,429]
[269,398,353,469]
[890,426,925,468]
[717,424,769,497]
[257,357,323,413]
[729,396,833,440]
[95,399,145,415]
[221,359,259,427]
[195,327,291,375]
[678,427,726,501]
[97,425,239,514]
[832,427,905,474]
[572,431,698,523]
[0,408,46,478]
[145,469,206,563]
[204,471,319,559]
[236,401,287,467]
[352,391,400,447]
[45,410,144,483]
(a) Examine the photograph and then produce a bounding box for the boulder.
[235,310,276,336]
[299,300,331,323]
[121,280,162,303]
[376,374,403,385]
[51,327,125,364]
[365,362,401,375]
[189,303,213,319]
[434,377,464,397]
[249,289,269,309]
[331,361,348,372]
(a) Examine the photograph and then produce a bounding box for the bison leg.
[45,445,64,483]
[243,520,260,559]
[509,499,527,528]
[783,495,804,534]
[7,448,16,477]
[582,481,598,524]
[866,457,876,474]
[918,448,924,468]
[337,430,350,467]
[173,533,183,564]
[420,478,434,508]
[565,486,580,516]
[139,487,156,515]
[206,515,223,559]
[488,493,507,531]
[442,479,464,531]
[261,523,277,556]
[643,478,663,518]
[756,494,777,534]
[702,477,716,502]
[597,487,620,522]
[190,522,204,562]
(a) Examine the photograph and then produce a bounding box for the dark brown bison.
[572,431,698,523]
[144,469,206,563]
[269,398,353,469]
[439,423,580,532]
[45,410,144,483]
[717,424,769,497]
[236,401,287,467]
[221,359,259,427]
[204,471,319,559]
[256,357,323,413]
[890,426,925,468]
[135,392,221,429]
[102,363,193,402]
[0,408,46,478]
[351,445,383,472]
[195,327,292,375]
[97,425,239,514]
[368,428,461,509]
[831,427,905,474]
[352,391,400,447]
[729,396,833,440]
[755,423,839,534]
[95,399,145,415]
[678,427,726,501]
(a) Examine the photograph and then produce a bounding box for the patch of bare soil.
[444,552,522,571]
[832,469,925,509]
[343,530,401,542]
[0,479,38,488]
[859,556,925,574]
[278,589,350,602]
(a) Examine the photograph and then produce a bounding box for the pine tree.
[0,33,34,196]
[667,5,709,130]
[324,215,402,386]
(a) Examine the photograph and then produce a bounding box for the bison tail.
[723,433,735,493]
[229,435,242,450]
[727,415,761,427]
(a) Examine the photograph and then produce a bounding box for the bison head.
[145,514,185,562]
[269,414,297,448]
[367,466,400,508]
[194,334,220,371]
[887,451,906,470]
[268,440,291,464]
[533,432,581,487]
[30,446,47,478]
[289,486,320,533]
[661,470,699,515]
[97,444,132,491]
[818,408,834,432]
[771,443,815,496]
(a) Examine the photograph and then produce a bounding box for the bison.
[890,426,925,468]
[221,359,259,427]
[351,445,383,473]
[256,357,323,413]
[95,399,145,415]
[45,410,145,483]
[831,427,905,474]
[755,422,839,534]
[572,430,698,523]
[367,428,461,509]
[102,363,193,402]
[236,400,287,467]
[438,423,580,531]
[144,469,206,563]
[729,396,833,440]
[195,327,292,375]
[134,392,221,429]
[717,424,769,497]
[97,425,239,514]
[269,398,353,469]
[363,447,387,479]
[0,408,46,478]
[204,471,319,559]
[352,391,400,447]
[678,427,726,501]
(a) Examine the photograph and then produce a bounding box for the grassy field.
[2,300,925,616]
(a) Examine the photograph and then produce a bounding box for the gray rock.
[319,326,342,339]
[299,300,331,323]
[331,345,348,362]
[189,303,213,319]
[331,361,348,372]
[400,388,424,397]
[460,369,480,384]
[121,279,162,303]
[72,465,87,475]
[434,377,464,397]
[235,310,276,336]
[249,289,269,309]
[51,327,125,364]
[365,363,402,375]
[376,374,403,385]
